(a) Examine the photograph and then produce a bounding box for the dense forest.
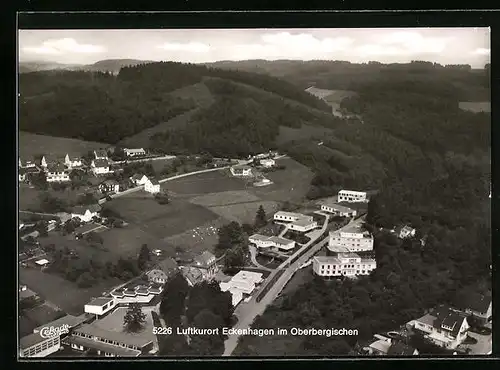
[232,63,491,355]
[19,61,332,144]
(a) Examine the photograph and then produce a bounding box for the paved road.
[110,155,177,165]
[222,216,363,356]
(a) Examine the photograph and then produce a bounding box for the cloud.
[357,31,450,56]
[473,48,490,55]
[260,32,353,53]
[22,38,106,55]
[157,42,210,53]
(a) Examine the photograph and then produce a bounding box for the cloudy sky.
[18,28,490,67]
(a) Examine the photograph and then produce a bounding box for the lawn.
[98,226,165,258]
[19,131,108,159]
[162,170,247,195]
[209,200,279,225]
[22,302,66,328]
[163,217,228,256]
[104,195,219,238]
[250,158,314,204]
[19,184,90,212]
[189,190,261,207]
[19,266,119,316]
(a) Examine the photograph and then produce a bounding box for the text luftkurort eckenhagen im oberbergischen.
[153,326,359,337]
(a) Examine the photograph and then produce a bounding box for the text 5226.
[153,327,172,335]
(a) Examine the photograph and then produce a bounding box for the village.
[18,146,492,357]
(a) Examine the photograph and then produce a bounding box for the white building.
[338,190,367,203]
[312,253,376,277]
[220,270,264,307]
[130,174,149,186]
[328,225,374,253]
[289,217,318,233]
[146,269,169,285]
[144,178,160,194]
[397,225,416,239]
[260,158,275,168]
[41,155,59,169]
[71,204,101,223]
[64,154,83,169]
[91,159,110,176]
[230,165,252,177]
[46,163,70,182]
[274,211,304,223]
[249,234,296,251]
[320,201,357,217]
[35,259,50,268]
[84,297,116,318]
[124,148,146,157]
[408,307,469,350]
[19,158,36,169]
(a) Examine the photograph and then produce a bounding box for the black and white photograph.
[17,23,491,359]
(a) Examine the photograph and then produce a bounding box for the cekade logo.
[40,324,70,339]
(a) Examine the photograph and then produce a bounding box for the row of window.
[23,337,59,357]
[319,270,371,275]
[320,264,374,270]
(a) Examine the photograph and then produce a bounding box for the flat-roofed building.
[124,148,146,157]
[289,217,318,233]
[19,332,61,358]
[220,270,264,306]
[273,211,304,222]
[312,253,376,278]
[328,224,374,253]
[249,234,295,251]
[338,190,367,203]
[320,200,357,217]
[67,307,155,357]
[84,297,116,318]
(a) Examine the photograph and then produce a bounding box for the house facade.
[41,155,59,169]
[65,154,83,169]
[19,158,36,169]
[456,293,492,322]
[312,253,377,278]
[220,270,263,307]
[191,250,219,280]
[91,159,111,176]
[397,225,416,239]
[130,174,149,186]
[99,180,120,194]
[19,167,40,182]
[409,308,470,350]
[146,269,169,285]
[328,228,374,253]
[94,150,109,160]
[46,163,70,182]
[338,190,367,203]
[273,211,304,223]
[230,165,252,177]
[144,178,160,194]
[84,297,116,318]
[20,332,61,357]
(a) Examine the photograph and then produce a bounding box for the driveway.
[458,331,492,355]
[249,245,273,271]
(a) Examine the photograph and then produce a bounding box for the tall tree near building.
[123,303,146,332]
[137,244,151,270]
[254,205,267,229]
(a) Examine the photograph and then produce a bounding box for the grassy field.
[250,158,314,204]
[19,131,108,159]
[162,170,247,195]
[40,233,116,262]
[19,184,87,211]
[275,124,335,146]
[104,194,219,238]
[98,226,166,258]
[209,200,279,224]
[19,266,119,316]
[189,190,260,207]
[458,101,491,113]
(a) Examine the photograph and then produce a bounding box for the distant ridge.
[19,58,155,74]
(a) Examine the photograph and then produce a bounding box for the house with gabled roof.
[99,179,120,194]
[454,292,492,323]
[230,165,252,177]
[191,250,218,279]
[71,204,101,223]
[41,155,60,169]
[124,148,146,157]
[387,342,419,356]
[19,157,36,169]
[19,166,40,182]
[396,225,416,239]
[46,163,70,182]
[65,153,83,169]
[144,178,160,194]
[130,174,149,186]
[91,159,110,176]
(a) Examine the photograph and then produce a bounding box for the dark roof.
[19,167,39,175]
[33,314,86,333]
[47,163,67,173]
[433,307,466,337]
[66,154,82,161]
[94,150,108,158]
[131,174,145,180]
[20,332,47,349]
[149,178,160,185]
[157,258,178,275]
[101,179,119,186]
[459,292,492,314]
[42,155,59,164]
[387,342,417,356]
[93,159,109,168]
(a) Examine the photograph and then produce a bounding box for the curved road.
[222,216,363,356]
